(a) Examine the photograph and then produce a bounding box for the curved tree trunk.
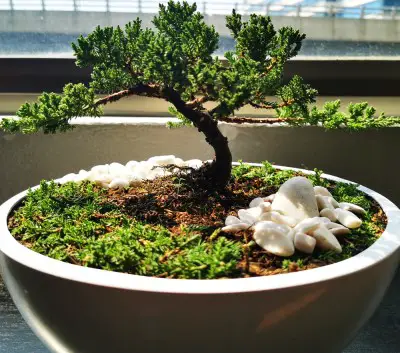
[166,89,232,188]
[195,111,232,188]
[96,85,233,188]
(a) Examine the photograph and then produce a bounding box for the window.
[0,0,399,57]
[0,0,399,116]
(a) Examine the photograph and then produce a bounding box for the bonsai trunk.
[197,113,232,189]
[166,90,232,188]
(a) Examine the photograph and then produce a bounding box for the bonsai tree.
[1,1,396,279]
[1,1,399,189]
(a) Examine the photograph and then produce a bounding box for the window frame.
[1,58,399,96]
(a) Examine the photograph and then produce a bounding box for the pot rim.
[1,163,399,294]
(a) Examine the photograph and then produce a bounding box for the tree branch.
[259,57,278,78]
[218,116,301,124]
[186,96,210,109]
[94,84,160,106]
[249,99,295,110]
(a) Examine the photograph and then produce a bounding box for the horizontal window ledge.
[1,94,399,116]
[1,58,400,96]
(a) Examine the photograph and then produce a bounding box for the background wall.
[1,118,399,205]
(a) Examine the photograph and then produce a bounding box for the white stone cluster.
[57,155,203,189]
[222,176,366,257]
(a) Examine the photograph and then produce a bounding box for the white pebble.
[238,207,263,224]
[272,177,319,221]
[86,169,105,183]
[334,209,362,229]
[147,155,176,166]
[58,173,76,184]
[325,221,344,229]
[91,164,109,175]
[264,194,275,202]
[109,163,128,178]
[58,156,208,189]
[126,160,139,170]
[222,223,250,233]
[74,170,89,182]
[225,215,241,226]
[133,161,153,179]
[314,186,333,198]
[330,226,351,237]
[316,195,335,211]
[320,208,337,222]
[260,211,296,227]
[259,202,272,212]
[173,158,185,167]
[94,177,111,188]
[253,227,295,257]
[314,216,332,225]
[254,221,291,235]
[287,229,295,242]
[339,202,366,215]
[109,178,130,189]
[259,211,277,222]
[99,174,115,184]
[238,209,259,225]
[185,159,203,169]
[270,212,298,228]
[294,232,317,254]
[147,166,168,180]
[310,225,342,253]
[294,218,321,234]
[249,197,264,208]
[314,186,339,208]
[330,197,340,208]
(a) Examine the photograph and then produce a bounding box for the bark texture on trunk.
[165,89,232,188]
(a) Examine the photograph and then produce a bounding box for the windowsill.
[1,94,399,116]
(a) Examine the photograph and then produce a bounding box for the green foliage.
[284,100,400,131]
[0,84,101,134]
[231,161,296,186]
[331,182,371,211]
[307,168,330,188]
[10,180,242,279]
[73,1,219,98]
[212,12,316,119]
[166,107,193,128]
[281,258,304,270]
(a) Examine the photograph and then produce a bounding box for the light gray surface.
[1,120,400,206]
[0,271,399,353]
[1,11,400,43]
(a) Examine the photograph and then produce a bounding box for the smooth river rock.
[253,224,295,257]
[271,176,319,221]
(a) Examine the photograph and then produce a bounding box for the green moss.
[10,181,242,279]
[8,163,385,279]
[232,161,297,186]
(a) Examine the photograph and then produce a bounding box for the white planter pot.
[0,165,399,353]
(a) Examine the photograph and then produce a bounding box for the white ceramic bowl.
[0,165,399,353]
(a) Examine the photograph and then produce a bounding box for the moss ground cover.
[7,163,386,279]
